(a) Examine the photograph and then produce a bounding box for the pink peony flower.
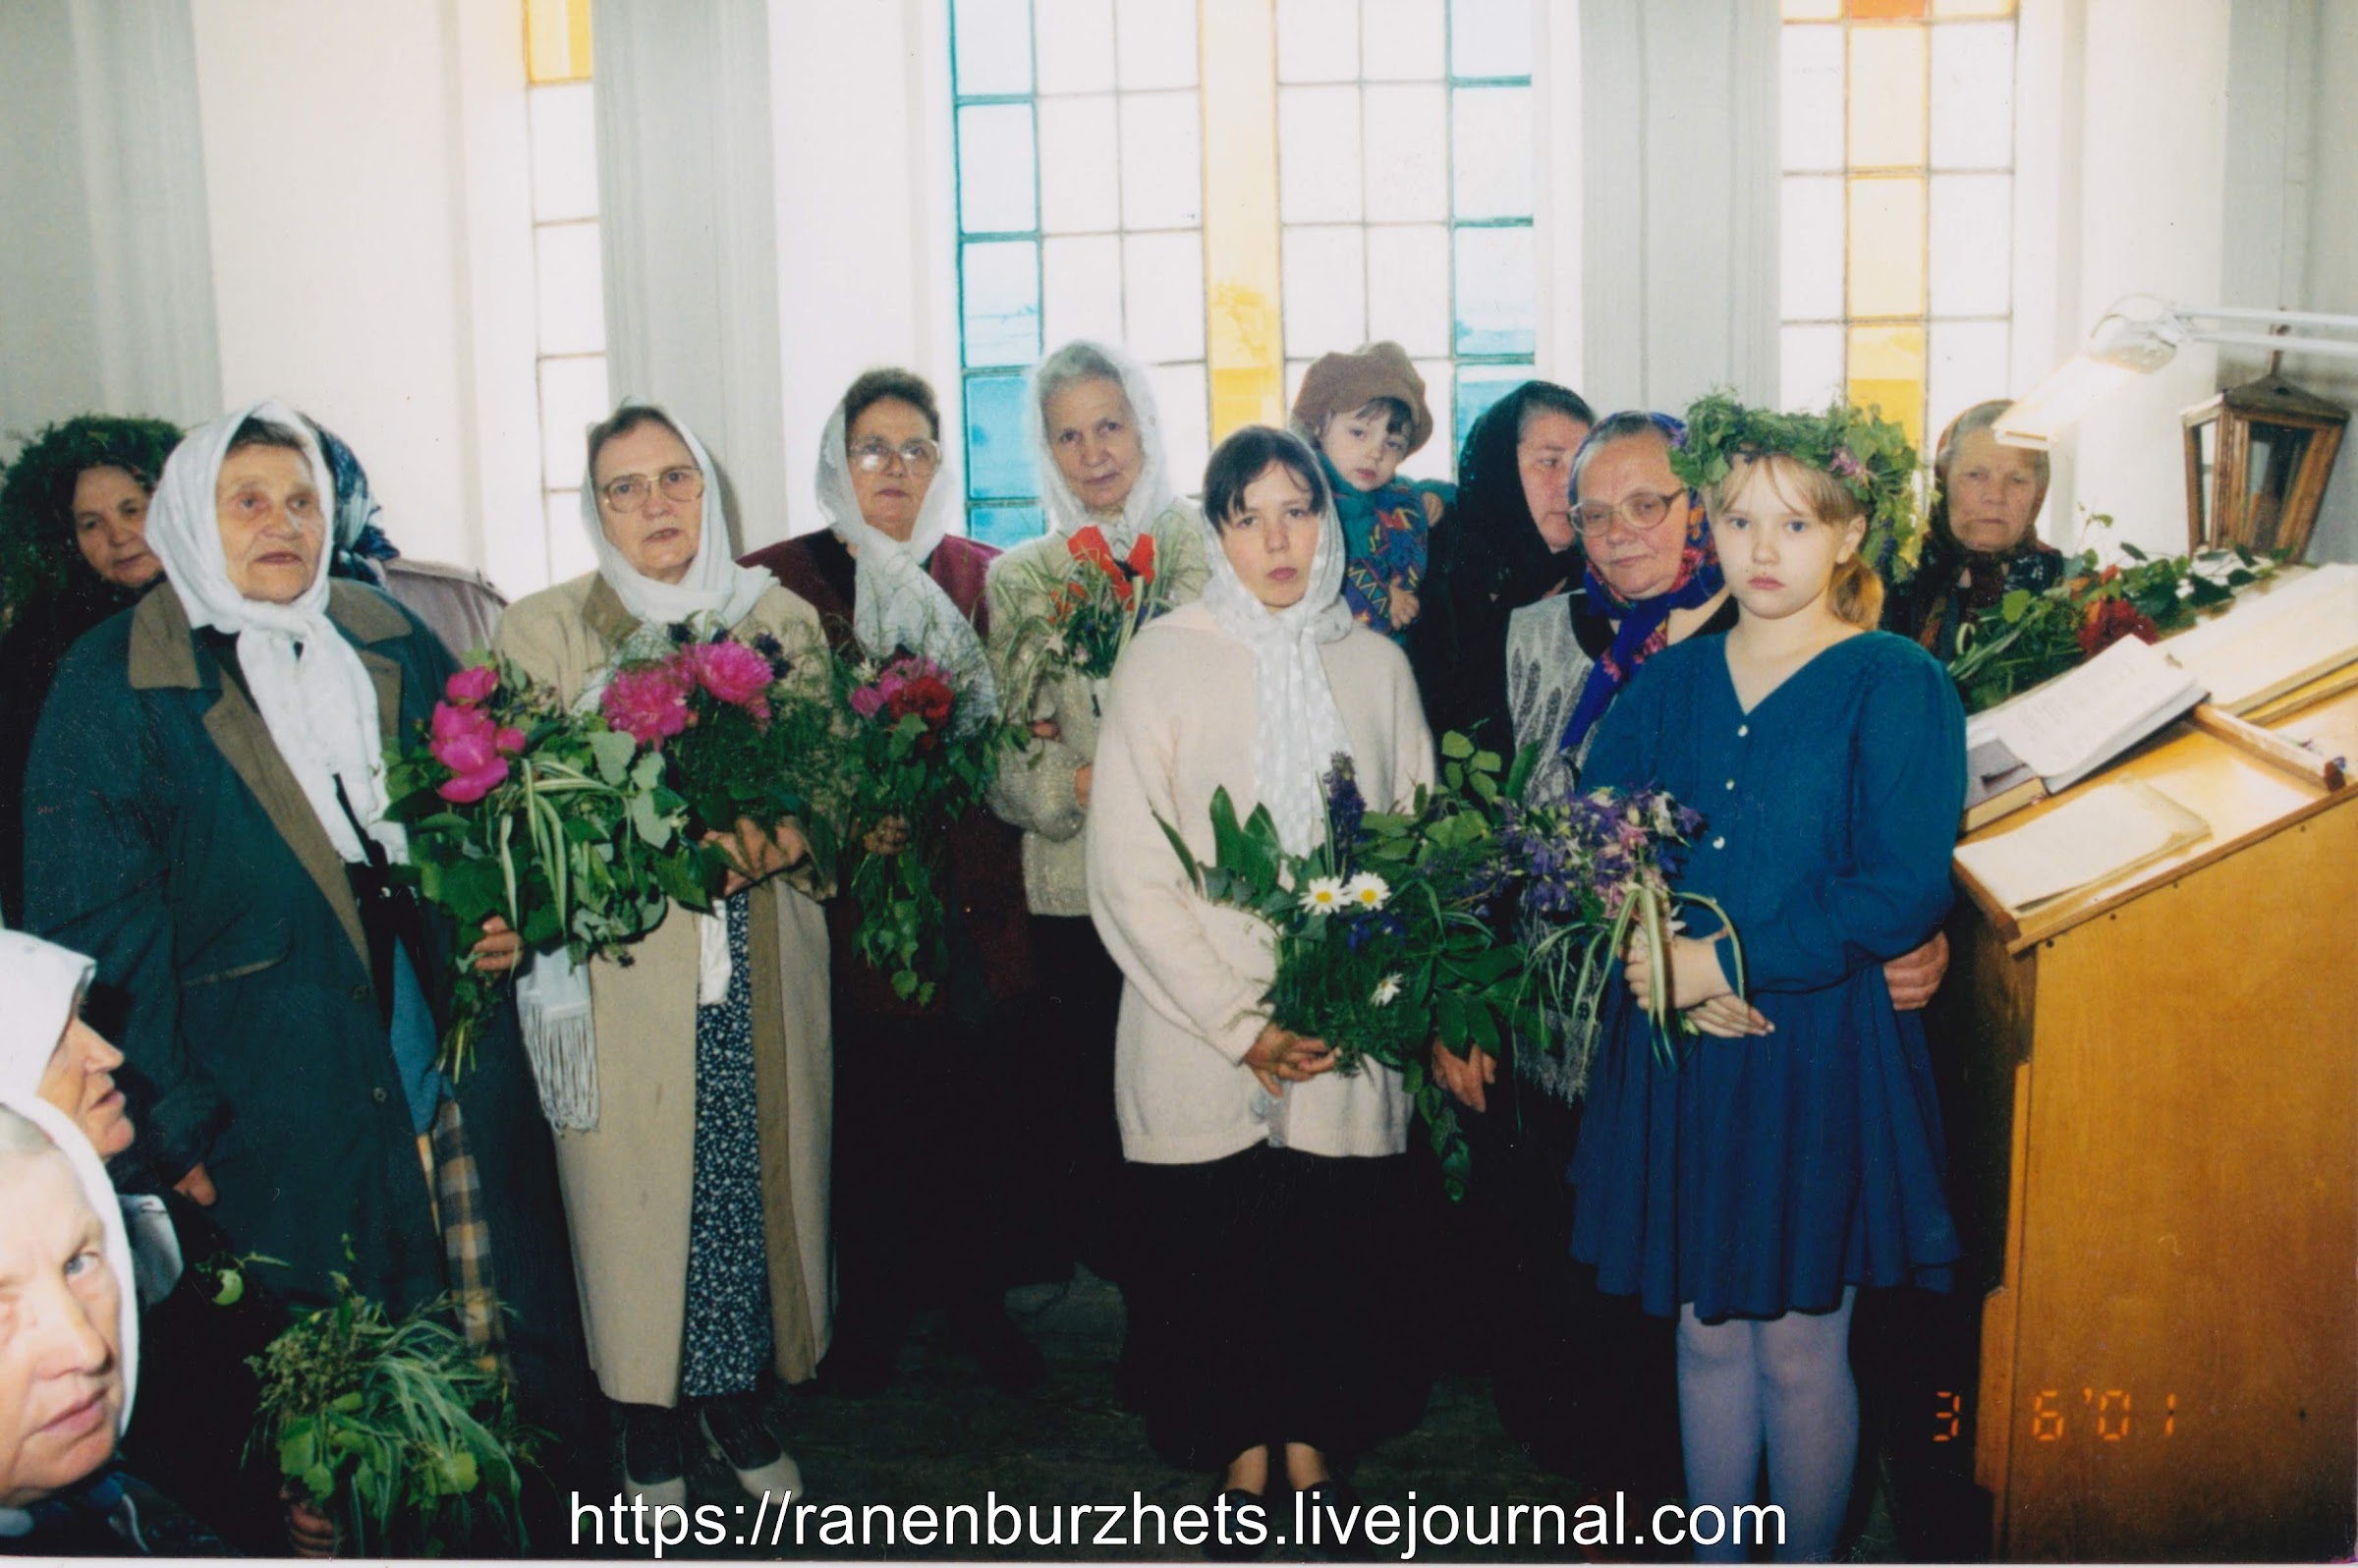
[429,700,493,756]
[444,664,499,705]
[679,640,775,709]
[848,684,887,720]
[601,663,693,747]
[426,702,511,802]
[493,725,527,756]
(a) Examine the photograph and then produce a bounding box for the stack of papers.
[1953,779,2212,914]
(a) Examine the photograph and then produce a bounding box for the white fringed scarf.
[1024,339,1178,555]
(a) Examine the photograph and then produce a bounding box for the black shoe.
[1204,1487,1272,1562]
[698,1393,803,1499]
[1296,1478,1364,1561]
[950,1307,1047,1395]
[617,1402,685,1504]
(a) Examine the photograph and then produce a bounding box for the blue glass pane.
[1454,364,1532,460]
[957,103,1039,235]
[970,503,1046,549]
[1454,225,1536,357]
[1449,0,1532,80]
[962,241,1040,368]
[954,0,1033,95]
[965,373,1036,501]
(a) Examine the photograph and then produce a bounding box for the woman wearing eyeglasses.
[494,403,834,1506]
[740,369,1045,1398]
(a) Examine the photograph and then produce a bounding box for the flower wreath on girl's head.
[1667,390,1926,579]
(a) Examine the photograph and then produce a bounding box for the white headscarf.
[0,933,92,1102]
[1198,433,1357,855]
[813,398,997,724]
[140,400,403,867]
[1025,340,1178,553]
[578,405,774,631]
[0,1095,139,1447]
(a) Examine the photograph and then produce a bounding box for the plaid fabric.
[429,1098,512,1376]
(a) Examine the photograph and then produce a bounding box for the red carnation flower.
[2078,597,2161,658]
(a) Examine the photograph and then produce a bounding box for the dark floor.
[553,1270,1934,1563]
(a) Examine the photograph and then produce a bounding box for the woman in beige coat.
[495,405,831,1506]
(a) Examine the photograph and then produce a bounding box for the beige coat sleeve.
[983,550,1090,842]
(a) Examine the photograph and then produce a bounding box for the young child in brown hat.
[1290,341,1453,644]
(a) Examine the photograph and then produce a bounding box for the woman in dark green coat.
[21,402,590,1453]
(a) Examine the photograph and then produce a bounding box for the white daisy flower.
[1299,877,1347,915]
[1372,974,1403,1007]
[1342,871,1390,911]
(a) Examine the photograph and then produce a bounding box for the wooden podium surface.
[1932,672,2358,1559]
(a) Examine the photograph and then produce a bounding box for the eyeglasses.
[1574,489,1686,537]
[598,466,704,513]
[851,438,942,476]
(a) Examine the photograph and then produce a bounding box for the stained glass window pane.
[1779,27,1844,172]
[546,489,597,580]
[1846,175,1925,317]
[1781,324,1845,411]
[1450,85,1533,220]
[1123,231,1207,361]
[954,0,1034,95]
[1148,362,1210,480]
[1931,22,2014,169]
[972,504,1047,548]
[1849,0,1928,18]
[1360,0,1445,80]
[1455,363,1528,455]
[1449,0,1531,79]
[957,103,1039,234]
[1781,176,1845,320]
[1279,84,1366,223]
[1929,319,2012,439]
[1038,96,1121,233]
[1848,26,1926,167]
[1035,0,1117,93]
[538,356,609,490]
[962,241,1042,367]
[1277,0,1360,83]
[1929,172,2010,316]
[534,223,605,355]
[1115,0,1198,90]
[965,373,1035,500]
[1454,225,1536,356]
[529,84,598,223]
[1365,84,1448,222]
[1042,235,1127,346]
[1120,91,1204,229]
[1781,0,1842,17]
[1366,224,1451,356]
[1848,323,1927,446]
[525,0,591,84]
[1282,225,1369,357]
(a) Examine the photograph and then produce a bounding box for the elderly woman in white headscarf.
[23,403,589,1444]
[742,367,1045,1397]
[981,340,1210,1283]
[495,402,830,1505]
[1086,425,1434,1528]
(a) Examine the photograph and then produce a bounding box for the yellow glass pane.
[1201,0,1284,436]
[1850,0,1928,17]
[1849,324,1926,447]
[1782,0,1842,18]
[1847,175,1925,316]
[525,0,592,84]
[1934,0,2014,14]
[1848,27,1927,166]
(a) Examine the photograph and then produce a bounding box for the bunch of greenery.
[250,1276,542,1557]
[1670,390,1924,575]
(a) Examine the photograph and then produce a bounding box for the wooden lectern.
[1929,674,2358,1559]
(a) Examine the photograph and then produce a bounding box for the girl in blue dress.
[1568,398,1965,1561]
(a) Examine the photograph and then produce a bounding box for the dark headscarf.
[307,418,402,584]
[1556,412,1725,754]
[1407,380,1597,744]
[1887,400,2061,659]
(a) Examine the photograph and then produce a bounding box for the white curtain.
[0,0,219,453]
[590,0,792,552]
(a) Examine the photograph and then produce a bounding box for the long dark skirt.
[1123,1145,1424,1471]
[1000,915,1128,1283]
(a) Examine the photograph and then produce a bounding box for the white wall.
[2298,0,2358,563]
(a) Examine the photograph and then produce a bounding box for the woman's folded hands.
[1243,1021,1335,1098]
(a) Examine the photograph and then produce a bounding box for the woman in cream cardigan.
[1087,425,1433,1541]
[495,405,831,1507]
[984,339,1208,1279]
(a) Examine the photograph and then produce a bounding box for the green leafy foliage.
[1670,390,1925,576]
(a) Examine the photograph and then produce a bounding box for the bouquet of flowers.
[1943,535,2276,712]
[596,622,841,881]
[251,1274,542,1557]
[386,659,707,1075]
[998,524,1170,719]
[831,646,1010,1004]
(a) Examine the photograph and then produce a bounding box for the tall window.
[525,0,610,582]
[950,0,1539,541]
[1776,0,2017,450]
[1276,0,1536,481]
